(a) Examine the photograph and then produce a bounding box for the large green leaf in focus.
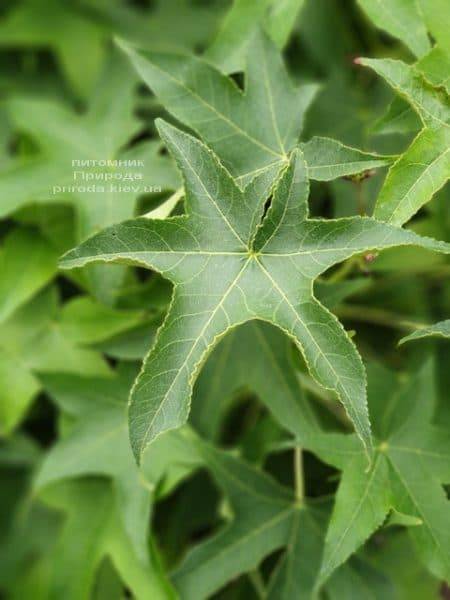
[192,278,372,442]
[60,121,450,463]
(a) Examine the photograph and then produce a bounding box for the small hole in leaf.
[230,72,245,91]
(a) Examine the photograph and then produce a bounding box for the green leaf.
[0,0,106,97]
[0,227,57,324]
[399,319,450,344]
[305,360,450,587]
[417,46,450,94]
[39,479,175,600]
[301,136,394,181]
[359,58,450,132]
[371,97,421,136]
[372,46,450,136]
[368,529,442,599]
[171,432,295,598]
[360,58,450,226]
[119,30,319,185]
[0,347,40,436]
[164,429,332,599]
[59,297,146,345]
[265,0,305,47]
[317,451,391,586]
[0,287,111,433]
[266,501,329,600]
[60,121,450,462]
[326,556,396,599]
[3,2,450,597]
[374,127,450,225]
[356,0,430,58]
[35,368,204,563]
[0,50,179,302]
[193,279,371,442]
[205,0,305,72]
[35,366,150,561]
[416,0,450,54]
[192,320,320,441]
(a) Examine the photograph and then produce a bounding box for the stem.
[328,257,356,283]
[294,447,304,502]
[335,304,429,332]
[356,180,366,216]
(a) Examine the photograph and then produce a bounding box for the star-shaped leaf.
[120,29,395,194]
[167,428,327,600]
[60,121,450,462]
[0,50,179,302]
[120,30,319,187]
[360,57,450,226]
[303,360,450,588]
[165,428,391,599]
